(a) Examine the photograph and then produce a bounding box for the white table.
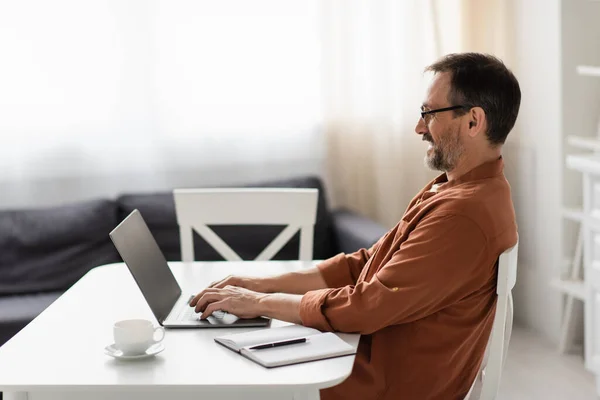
[0,261,359,400]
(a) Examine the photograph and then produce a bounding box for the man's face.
[415,72,465,172]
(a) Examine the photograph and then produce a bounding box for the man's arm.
[257,292,303,324]
[203,266,327,295]
[204,231,390,295]
[190,215,488,329]
[191,285,305,322]
[298,213,491,334]
[262,243,380,293]
[261,267,329,294]
[241,214,487,327]
[189,229,393,318]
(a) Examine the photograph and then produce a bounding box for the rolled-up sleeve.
[300,214,489,334]
[316,229,391,288]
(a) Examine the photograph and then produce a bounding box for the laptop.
[109,209,271,329]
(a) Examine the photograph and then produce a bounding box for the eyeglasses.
[420,105,466,124]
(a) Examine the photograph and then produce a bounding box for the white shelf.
[567,153,600,174]
[577,65,600,77]
[562,207,584,221]
[551,278,586,301]
[562,206,600,223]
[567,135,600,151]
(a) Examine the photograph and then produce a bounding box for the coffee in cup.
[113,319,165,355]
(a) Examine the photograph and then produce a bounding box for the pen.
[248,338,307,350]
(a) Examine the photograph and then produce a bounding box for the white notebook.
[214,325,356,368]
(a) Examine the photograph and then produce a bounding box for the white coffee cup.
[113,319,165,355]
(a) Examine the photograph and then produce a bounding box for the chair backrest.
[466,238,519,400]
[172,188,319,262]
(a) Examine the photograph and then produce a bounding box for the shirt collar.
[432,156,505,190]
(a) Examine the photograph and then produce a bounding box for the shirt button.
[391,287,399,292]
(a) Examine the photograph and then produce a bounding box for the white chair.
[173,188,319,262]
[466,238,519,400]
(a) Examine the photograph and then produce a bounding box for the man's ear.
[467,107,486,137]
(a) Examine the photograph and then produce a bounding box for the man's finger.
[189,288,219,307]
[212,281,230,289]
[213,277,239,289]
[209,275,233,288]
[201,300,227,320]
[194,292,223,313]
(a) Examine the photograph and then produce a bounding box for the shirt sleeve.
[316,229,391,288]
[299,213,489,334]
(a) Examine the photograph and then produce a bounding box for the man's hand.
[190,286,267,319]
[189,285,304,324]
[204,267,329,296]
[206,275,271,293]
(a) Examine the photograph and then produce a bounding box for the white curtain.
[0,0,322,208]
[321,0,440,228]
[320,0,515,228]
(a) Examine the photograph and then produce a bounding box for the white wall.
[510,0,563,344]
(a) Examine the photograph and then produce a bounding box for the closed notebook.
[214,324,356,368]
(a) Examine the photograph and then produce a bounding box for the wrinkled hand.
[189,286,266,319]
[205,275,270,293]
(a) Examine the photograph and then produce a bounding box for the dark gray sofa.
[0,176,387,347]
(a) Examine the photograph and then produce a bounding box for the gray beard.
[424,141,463,172]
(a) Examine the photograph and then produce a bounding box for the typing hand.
[189,286,266,320]
[207,275,271,293]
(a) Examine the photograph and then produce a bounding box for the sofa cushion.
[116,176,338,261]
[0,291,62,323]
[331,209,388,254]
[0,199,120,295]
[0,291,62,346]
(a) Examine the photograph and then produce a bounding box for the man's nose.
[415,117,427,135]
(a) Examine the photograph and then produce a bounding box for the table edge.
[0,374,351,392]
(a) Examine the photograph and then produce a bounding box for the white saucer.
[104,342,165,360]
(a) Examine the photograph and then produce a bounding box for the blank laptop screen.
[109,209,182,323]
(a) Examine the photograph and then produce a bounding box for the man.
[190,52,520,399]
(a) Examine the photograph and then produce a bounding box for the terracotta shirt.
[299,157,517,400]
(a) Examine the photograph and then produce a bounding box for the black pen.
[248,338,307,350]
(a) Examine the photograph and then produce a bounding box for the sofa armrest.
[331,209,388,254]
